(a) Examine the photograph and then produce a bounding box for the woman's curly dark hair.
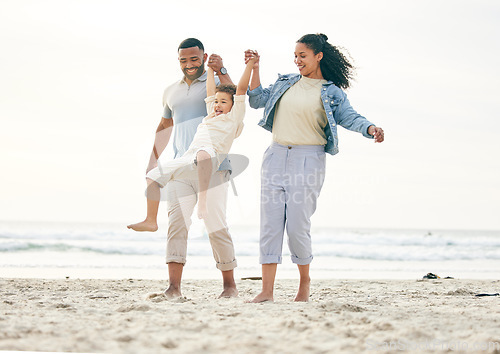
[297,33,355,89]
[215,84,237,102]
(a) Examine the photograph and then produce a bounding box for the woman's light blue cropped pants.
[260,142,326,265]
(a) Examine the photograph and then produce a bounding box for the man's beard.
[183,65,204,81]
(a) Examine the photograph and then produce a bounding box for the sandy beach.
[0,278,499,353]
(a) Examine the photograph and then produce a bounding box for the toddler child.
[128,51,258,231]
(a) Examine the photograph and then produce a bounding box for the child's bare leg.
[127,178,161,232]
[196,150,212,219]
[249,263,277,303]
[294,264,310,302]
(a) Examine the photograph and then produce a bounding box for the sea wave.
[1,223,499,262]
[2,240,499,262]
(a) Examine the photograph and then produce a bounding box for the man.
[147,38,238,298]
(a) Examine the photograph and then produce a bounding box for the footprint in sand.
[54,303,73,309]
[116,335,134,342]
[162,340,178,349]
[340,304,366,312]
[116,304,151,312]
[446,288,475,296]
[145,292,189,303]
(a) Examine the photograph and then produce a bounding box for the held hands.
[237,49,259,95]
[244,49,259,68]
[368,126,385,143]
[207,54,224,74]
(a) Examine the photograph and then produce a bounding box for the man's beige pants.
[164,170,237,271]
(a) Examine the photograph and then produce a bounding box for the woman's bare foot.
[247,291,273,303]
[197,200,208,219]
[127,219,158,232]
[218,286,238,298]
[294,277,310,302]
[164,285,182,300]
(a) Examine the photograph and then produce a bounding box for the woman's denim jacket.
[247,73,374,155]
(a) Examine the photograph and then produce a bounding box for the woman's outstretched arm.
[245,50,271,109]
[245,49,261,91]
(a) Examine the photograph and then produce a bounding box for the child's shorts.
[146,146,221,188]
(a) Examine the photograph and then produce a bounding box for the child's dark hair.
[297,33,355,89]
[215,84,237,102]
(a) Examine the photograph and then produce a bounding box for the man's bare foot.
[164,285,182,300]
[218,286,238,298]
[247,291,273,303]
[197,201,208,219]
[294,277,310,302]
[127,220,158,232]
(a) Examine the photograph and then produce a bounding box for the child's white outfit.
[147,95,245,187]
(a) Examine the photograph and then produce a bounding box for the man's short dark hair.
[178,38,204,52]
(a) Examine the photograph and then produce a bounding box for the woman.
[246,33,384,302]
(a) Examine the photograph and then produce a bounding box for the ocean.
[1,220,499,280]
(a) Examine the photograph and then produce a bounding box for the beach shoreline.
[1,278,499,353]
[2,257,500,281]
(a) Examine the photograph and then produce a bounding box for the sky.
[1,0,499,230]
